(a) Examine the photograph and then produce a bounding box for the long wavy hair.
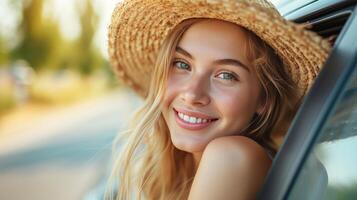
[106,18,299,200]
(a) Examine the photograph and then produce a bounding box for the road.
[0,88,142,200]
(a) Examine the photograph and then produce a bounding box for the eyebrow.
[175,46,250,72]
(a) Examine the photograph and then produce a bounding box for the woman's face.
[162,19,263,154]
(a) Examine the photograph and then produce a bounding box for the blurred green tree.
[72,0,103,75]
[0,37,8,65]
[10,0,104,75]
[11,0,63,70]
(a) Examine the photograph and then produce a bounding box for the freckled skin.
[162,19,263,160]
[161,19,272,200]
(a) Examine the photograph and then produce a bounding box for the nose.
[180,74,210,106]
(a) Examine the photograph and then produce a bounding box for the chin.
[170,136,208,153]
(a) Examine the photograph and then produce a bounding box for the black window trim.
[258,4,357,200]
[281,0,356,21]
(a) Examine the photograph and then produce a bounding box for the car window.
[287,66,357,200]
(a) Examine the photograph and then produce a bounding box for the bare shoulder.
[204,136,269,160]
[188,136,272,200]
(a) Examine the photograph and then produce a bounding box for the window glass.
[287,66,357,200]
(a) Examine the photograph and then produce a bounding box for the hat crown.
[245,0,277,9]
[179,0,279,14]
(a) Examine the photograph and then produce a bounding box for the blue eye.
[216,72,238,81]
[173,60,190,70]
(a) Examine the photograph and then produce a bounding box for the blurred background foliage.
[0,0,120,118]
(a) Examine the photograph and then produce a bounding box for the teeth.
[189,117,195,123]
[177,112,213,124]
[179,112,184,119]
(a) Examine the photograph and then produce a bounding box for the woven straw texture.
[108,0,331,98]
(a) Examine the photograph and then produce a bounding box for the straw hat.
[108,0,331,98]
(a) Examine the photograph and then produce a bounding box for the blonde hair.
[241,27,299,154]
[106,18,299,200]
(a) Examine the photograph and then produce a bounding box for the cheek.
[218,93,248,117]
[214,86,260,120]
[162,77,180,115]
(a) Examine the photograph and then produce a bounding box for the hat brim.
[108,0,331,98]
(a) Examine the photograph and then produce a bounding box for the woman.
[106,0,331,199]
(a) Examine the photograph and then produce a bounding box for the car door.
[259,0,357,199]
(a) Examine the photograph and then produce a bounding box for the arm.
[188,136,272,200]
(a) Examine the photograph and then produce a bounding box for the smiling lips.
[174,108,218,130]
